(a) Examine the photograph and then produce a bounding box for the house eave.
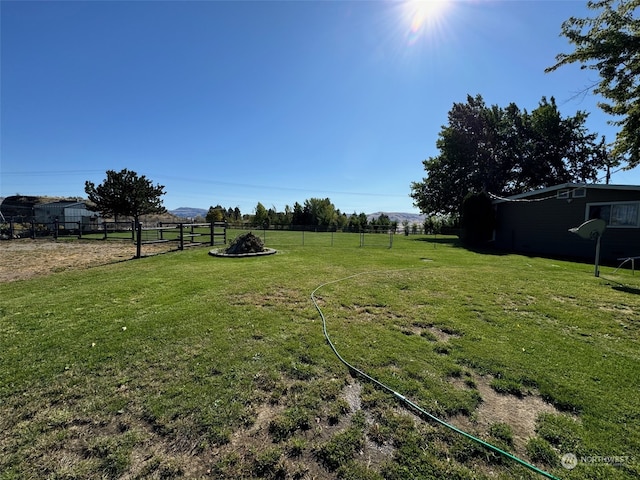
[492,183,640,204]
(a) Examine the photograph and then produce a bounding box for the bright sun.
[402,0,452,45]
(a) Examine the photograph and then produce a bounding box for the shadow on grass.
[412,236,637,270]
[412,236,511,257]
[612,285,640,295]
[412,236,460,246]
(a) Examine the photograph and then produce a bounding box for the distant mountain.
[367,212,426,224]
[169,207,208,219]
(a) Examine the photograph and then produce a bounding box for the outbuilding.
[493,183,640,263]
[34,201,97,229]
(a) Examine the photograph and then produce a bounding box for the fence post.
[224,222,227,244]
[54,219,59,240]
[389,230,393,249]
[136,223,142,258]
[77,222,82,239]
[103,222,108,240]
[179,223,184,250]
[210,222,214,246]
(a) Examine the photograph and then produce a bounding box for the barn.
[33,201,98,229]
[493,183,640,263]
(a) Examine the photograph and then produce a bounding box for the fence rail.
[0,219,140,240]
[1,220,395,252]
[135,222,227,258]
[227,227,394,248]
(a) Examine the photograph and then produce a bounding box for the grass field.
[1,232,638,479]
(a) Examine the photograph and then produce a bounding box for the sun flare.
[403,0,452,45]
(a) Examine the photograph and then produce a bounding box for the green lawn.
[1,233,638,479]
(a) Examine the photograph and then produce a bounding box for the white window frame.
[585,201,640,228]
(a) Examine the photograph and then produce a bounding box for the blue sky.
[2,0,638,215]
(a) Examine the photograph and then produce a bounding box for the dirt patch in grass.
[407,322,461,342]
[0,239,172,283]
[343,381,395,467]
[228,288,308,310]
[208,379,394,479]
[450,374,559,452]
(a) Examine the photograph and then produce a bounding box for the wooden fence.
[135,222,227,258]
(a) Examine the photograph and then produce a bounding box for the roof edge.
[493,183,640,203]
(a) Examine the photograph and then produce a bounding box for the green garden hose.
[311,270,561,480]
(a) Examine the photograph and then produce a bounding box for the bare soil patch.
[0,239,170,283]
[209,379,394,479]
[450,373,560,452]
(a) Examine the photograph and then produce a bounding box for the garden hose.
[311,270,561,480]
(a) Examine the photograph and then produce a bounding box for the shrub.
[460,191,495,247]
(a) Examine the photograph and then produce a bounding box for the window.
[588,202,640,227]
[572,188,586,198]
[557,190,570,199]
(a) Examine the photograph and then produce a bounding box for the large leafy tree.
[522,97,608,189]
[546,0,640,166]
[253,202,269,227]
[84,169,166,224]
[410,94,608,216]
[206,205,225,223]
[288,198,340,228]
[304,197,337,228]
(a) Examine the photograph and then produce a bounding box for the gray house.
[493,183,640,263]
[34,201,98,229]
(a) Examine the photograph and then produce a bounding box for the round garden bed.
[209,232,276,258]
[209,248,277,258]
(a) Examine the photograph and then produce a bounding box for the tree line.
[82,171,399,232]
[205,198,399,232]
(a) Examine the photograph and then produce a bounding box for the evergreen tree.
[85,169,166,225]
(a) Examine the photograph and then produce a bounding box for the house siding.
[494,186,640,262]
